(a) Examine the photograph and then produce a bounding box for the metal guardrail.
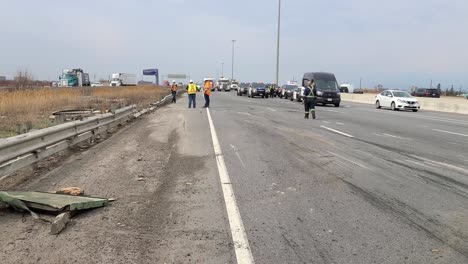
[0,93,174,178]
[0,105,137,178]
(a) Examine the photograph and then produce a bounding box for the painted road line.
[325,109,345,114]
[230,144,247,169]
[320,126,354,138]
[322,121,330,124]
[266,108,277,112]
[206,108,255,264]
[432,129,468,137]
[382,133,412,140]
[328,151,369,169]
[336,122,344,125]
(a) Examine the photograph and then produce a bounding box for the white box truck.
[110,73,137,86]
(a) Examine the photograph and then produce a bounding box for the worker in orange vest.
[186,80,197,108]
[170,80,177,103]
[203,80,212,108]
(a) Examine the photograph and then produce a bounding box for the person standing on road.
[303,79,317,119]
[170,80,177,103]
[270,85,275,98]
[187,80,197,108]
[203,80,212,108]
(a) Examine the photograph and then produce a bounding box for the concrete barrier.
[341,93,468,115]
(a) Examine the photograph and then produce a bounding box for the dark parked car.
[237,84,249,96]
[302,72,341,107]
[412,88,441,98]
[248,83,267,98]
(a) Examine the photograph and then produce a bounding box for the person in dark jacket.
[303,79,317,119]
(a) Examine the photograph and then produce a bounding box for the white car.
[292,87,305,102]
[91,82,104,87]
[375,90,420,112]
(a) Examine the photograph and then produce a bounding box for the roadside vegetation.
[0,86,168,138]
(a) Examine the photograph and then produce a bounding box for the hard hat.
[172,80,176,83]
[190,80,193,83]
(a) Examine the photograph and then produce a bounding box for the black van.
[302,72,341,107]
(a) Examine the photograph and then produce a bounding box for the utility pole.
[275,0,281,85]
[231,40,236,81]
[360,77,362,89]
[221,62,224,77]
[430,79,433,89]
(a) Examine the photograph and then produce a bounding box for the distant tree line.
[0,69,51,91]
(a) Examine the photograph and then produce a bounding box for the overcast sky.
[1,0,467,89]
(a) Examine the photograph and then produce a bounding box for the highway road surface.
[1,91,468,264]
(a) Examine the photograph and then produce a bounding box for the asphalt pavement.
[208,91,468,263]
[1,91,468,264]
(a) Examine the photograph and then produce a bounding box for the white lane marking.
[320,126,354,138]
[328,151,369,169]
[322,121,330,124]
[325,109,345,114]
[206,108,255,264]
[372,133,383,137]
[266,108,277,112]
[432,129,468,137]
[336,122,344,125]
[382,133,412,140]
[230,144,247,169]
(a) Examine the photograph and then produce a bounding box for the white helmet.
[189,79,193,83]
[172,80,176,83]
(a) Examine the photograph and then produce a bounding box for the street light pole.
[221,62,224,77]
[231,40,236,81]
[275,0,281,85]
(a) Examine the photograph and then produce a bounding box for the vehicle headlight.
[253,89,257,92]
[317,91,323,96]
[397,99,407,103]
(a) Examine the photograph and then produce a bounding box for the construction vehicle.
[58,69,90,87]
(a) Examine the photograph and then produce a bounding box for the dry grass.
[0,86,168,138]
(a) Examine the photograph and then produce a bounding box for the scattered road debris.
[0,191,108,235]
[54,187,84,196]
[50,212,71,235]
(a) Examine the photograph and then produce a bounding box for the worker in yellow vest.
[203,80,212,108]
[186,80,197,108]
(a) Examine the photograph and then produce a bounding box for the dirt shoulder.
[0,99,234,264]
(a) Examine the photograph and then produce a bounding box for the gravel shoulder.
[0,95,234,264]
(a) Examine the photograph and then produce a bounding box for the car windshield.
[392,91,412,97]
[284,85,297,90]
[315,79,339,91]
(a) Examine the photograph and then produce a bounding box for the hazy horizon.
[1,0,467,90]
